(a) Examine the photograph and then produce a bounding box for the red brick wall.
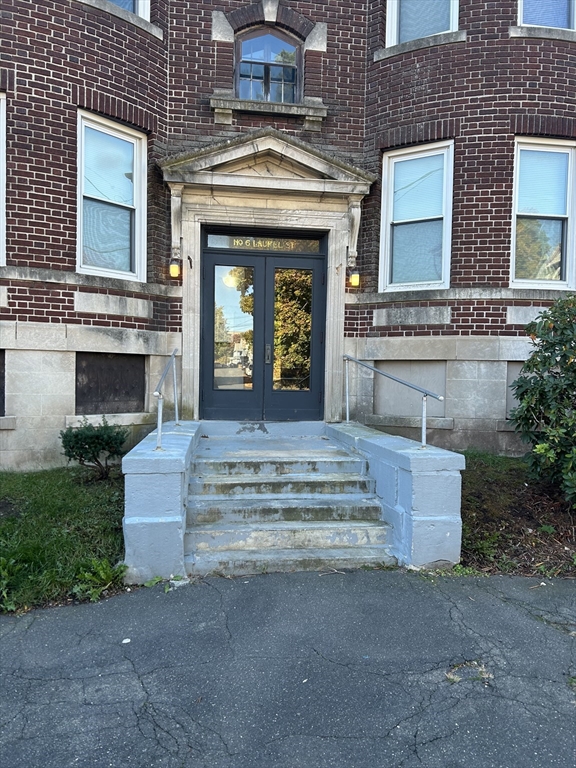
[1,0,170,285]
[358,0,576,339]
[2,0,574,342]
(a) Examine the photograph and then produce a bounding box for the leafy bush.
[60,417,129,480]
[510,295,576,508]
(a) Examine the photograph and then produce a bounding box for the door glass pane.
[273,269,312,391]
[515,217,564,281]
[213,266,254,391]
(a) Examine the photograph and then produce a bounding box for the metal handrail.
[343,354,444,449]
[153,349,180,450]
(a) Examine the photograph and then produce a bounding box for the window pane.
[398,0,451,43]
[270,83,283,102]
[391,219,443,284]
[515,217,564,281]
[251,81,264,101]
[283,84,295,103]
[110,0,136,12]
[83,198,132,272]
[522,0,570,28]
[393,153,444,222]
[242,34,296,64]
[518,150,568,216]
[84,127,134,206]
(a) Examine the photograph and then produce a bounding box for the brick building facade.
[1,0,574,469]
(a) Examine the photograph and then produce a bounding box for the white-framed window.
[0,94,5,266]
[512,138,575,289]
[519,0,575,29]
[108,0,150,21]
[77,112,147,282]
[379,141,454,292]
[386,0,458,46]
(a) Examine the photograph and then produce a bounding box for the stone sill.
[1,265,181,297]
[0,416,16,430]
[347,285,571,305]
[77,0,164,40]
[209,95,327,131]
[374,30,467,61]
[510,25,576,44]
[366,415,454,430]
[65,413,156,428]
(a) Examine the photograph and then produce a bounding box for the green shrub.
[510,295,576,508]
[60,417,129,480]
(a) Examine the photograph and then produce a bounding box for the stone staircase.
[184,423,395,576]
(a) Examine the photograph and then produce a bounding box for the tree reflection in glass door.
[273,268,312,390]
[213,265,254,390]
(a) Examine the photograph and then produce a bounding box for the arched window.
[237,29,300,104]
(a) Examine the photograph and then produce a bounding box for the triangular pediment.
[211,150,328,180]
[160,128,375,194]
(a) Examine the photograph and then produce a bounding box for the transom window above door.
[237,30,299,104]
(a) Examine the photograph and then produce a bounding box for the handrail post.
[172,360,179,425]
[345,356,350,423]
[156,394,164,450]
[421,395,427,449]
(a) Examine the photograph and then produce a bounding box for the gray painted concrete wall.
[327,424,465,568]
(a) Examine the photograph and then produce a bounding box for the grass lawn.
[0,467,125,612]
[0,451,574,613]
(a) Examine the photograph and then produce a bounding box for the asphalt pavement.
[1,570,575,768]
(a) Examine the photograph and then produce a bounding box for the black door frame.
[200,232,327,421]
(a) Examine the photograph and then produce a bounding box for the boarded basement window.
[76,352,145,415]
[0,350,5,417]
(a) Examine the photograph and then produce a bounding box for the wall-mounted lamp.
[349,269,360,288]
[169,257,181,279]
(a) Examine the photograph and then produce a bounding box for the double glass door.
[201,235,326,421]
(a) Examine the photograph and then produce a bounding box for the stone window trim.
[209,92,328,131]
[510,25,576,44]
[76,0,164,41]
[511,136,576,291]
[0,93,5,268]
[77,111,147,284]
[210,7,327,129]
[374,30,466,61]
[384,0,459,48]
[379,140,454,293]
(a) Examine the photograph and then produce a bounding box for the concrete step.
[185,520,390,553]
[189,472,374,496]
[190,456,367,476]
[187,494,383,525]
[185,546,396,577]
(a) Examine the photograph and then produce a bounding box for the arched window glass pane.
[241,34,296,64]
